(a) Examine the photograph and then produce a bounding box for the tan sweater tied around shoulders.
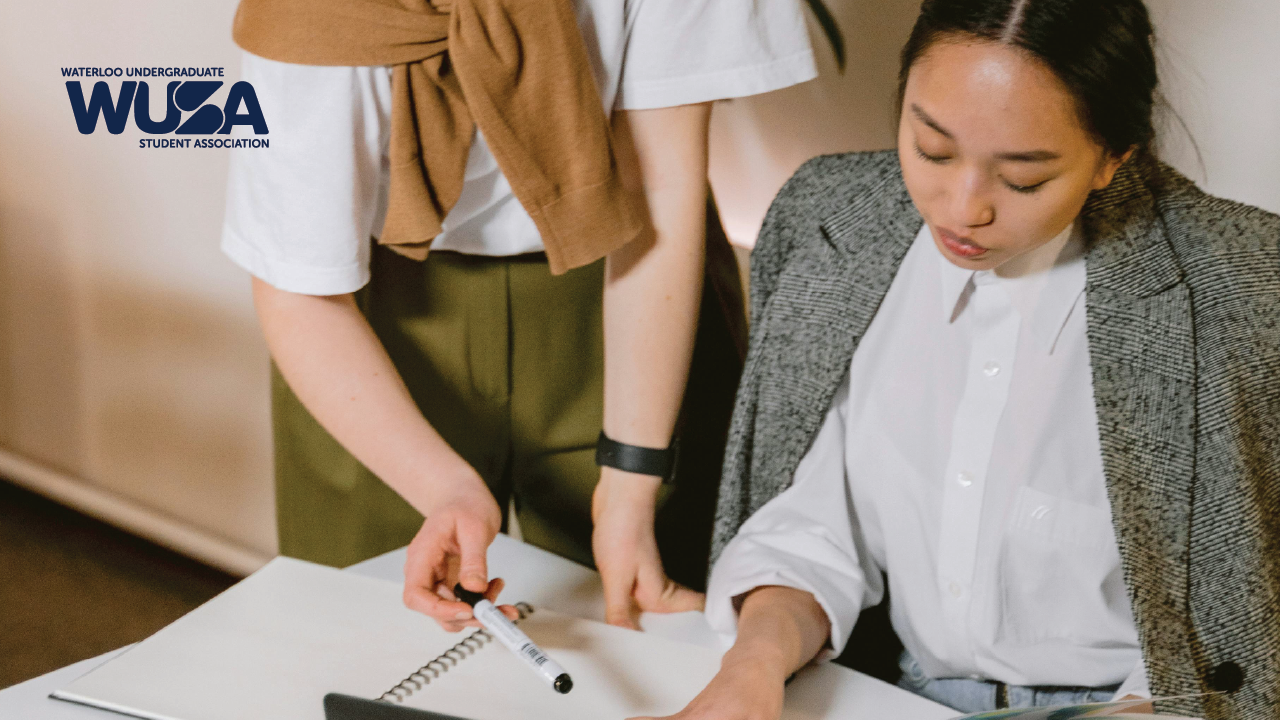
[232,0,643,274]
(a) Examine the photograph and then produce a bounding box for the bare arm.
[602,105,709,448]
[592,102,714,627]
[257,103,714,630]
[633,586,832,720]
[252,283,478,514]
[252,281,503,630]
[731,587,834,682]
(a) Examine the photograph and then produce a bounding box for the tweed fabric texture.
[711,150,1280,720]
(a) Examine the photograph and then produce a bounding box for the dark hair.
[898,0,1159,159]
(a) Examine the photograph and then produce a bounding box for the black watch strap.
[595,431,677,482]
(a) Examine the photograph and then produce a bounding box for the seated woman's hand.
[629,651,787,720]
[631,586,830,720]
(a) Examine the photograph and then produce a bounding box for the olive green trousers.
[274,223,744,589]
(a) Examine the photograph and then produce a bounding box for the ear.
[1091,146,1137,191]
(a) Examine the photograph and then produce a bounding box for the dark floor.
[0,478,237,689]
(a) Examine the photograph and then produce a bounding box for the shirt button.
[948,581,964,599]
[983,361,1001,377]
[956,471,974,487]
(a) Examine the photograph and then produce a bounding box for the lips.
[934,226,988,258]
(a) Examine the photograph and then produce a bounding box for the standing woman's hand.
[250,281,519,631]
[401,469,519,632]
[592,467,705,628]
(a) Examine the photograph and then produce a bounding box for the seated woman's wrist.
[722,641,793,687]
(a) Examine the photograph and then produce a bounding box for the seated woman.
[639,0,1279,718]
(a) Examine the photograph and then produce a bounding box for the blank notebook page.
[51,557,721,720]
[399,609,720,719]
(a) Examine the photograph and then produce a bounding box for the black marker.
[453,584,573,694]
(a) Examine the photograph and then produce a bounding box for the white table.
[0,535,954,719]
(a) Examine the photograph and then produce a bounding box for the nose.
[952,170,995,228]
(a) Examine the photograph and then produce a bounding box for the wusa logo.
[64,66,269,149]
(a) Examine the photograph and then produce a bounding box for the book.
[50,556,953,720]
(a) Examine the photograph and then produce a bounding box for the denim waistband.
[894,650,1122,714]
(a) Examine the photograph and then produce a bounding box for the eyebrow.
[911,104,952,139]
[910,104,1062,163]
[995,149,1061,162]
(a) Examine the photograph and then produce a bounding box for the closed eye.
[1003,178,1050,194]
[914,144,952,164]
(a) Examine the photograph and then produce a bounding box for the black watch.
[595,431,678,483]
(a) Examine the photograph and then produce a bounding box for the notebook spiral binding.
[379,602,535,704]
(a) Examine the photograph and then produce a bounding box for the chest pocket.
[996,486,1135,645]
[1006,485,1115,548]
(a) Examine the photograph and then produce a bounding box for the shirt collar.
[932,223,1086,353]
[934,229,975,323]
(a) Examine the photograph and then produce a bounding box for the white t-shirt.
[222,0,817,295]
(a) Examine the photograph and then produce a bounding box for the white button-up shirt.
[707,223,1149,697]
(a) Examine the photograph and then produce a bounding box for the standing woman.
[646,0,1279,719]
[222,0,817,630]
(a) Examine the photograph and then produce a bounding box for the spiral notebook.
[50,557,729,720]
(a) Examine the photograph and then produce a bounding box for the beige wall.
[0,0,276,571]
[710,0,922,245]
[1,1,1276,573]
[710,0,1280,247]
[1146,0,1280,214]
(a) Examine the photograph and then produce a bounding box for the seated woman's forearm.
[729,586,832,680]
[633,587,830,720]
[251,278,482,516]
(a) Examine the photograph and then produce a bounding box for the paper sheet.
[51,556,953,720]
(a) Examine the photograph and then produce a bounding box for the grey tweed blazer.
[710,150,1279,720]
